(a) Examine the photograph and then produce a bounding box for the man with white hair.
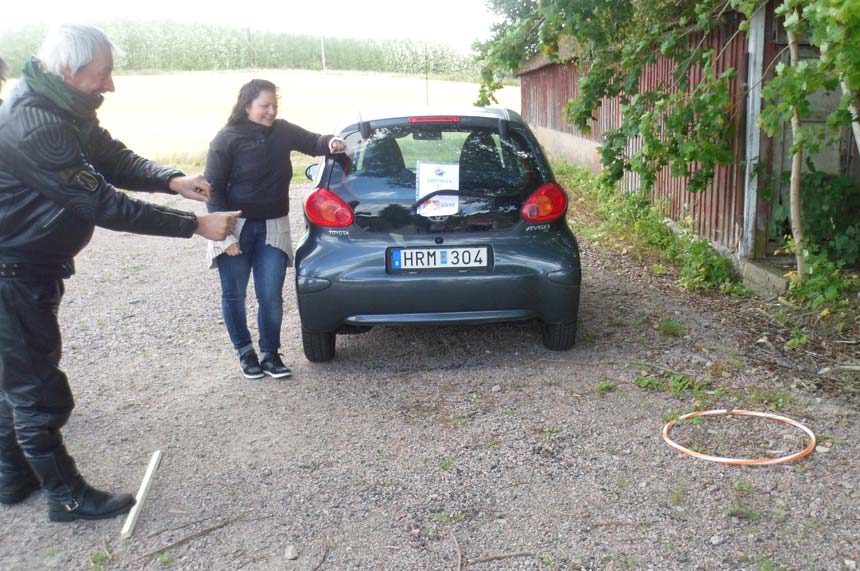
[0,24,241,522]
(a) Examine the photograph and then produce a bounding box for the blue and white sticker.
[391,249,402,269]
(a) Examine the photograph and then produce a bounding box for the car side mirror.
[305,164,318,180]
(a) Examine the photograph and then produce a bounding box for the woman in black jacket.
[205,79,344,379]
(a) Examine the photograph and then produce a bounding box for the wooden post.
[121,450,164,540]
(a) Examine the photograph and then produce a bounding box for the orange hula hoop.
[662,409,816,465]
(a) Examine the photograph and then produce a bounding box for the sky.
[0,0,500,53]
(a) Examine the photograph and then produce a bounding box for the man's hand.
[170,175,212,202]
[225,243,241,256]
[195,211,241,240]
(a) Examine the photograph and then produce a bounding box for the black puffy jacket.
[0,80,198,279]
[205,118,332,220]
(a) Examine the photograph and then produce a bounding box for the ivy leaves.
[476,0,859,197]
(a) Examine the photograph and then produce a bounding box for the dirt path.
[0,188,857,571]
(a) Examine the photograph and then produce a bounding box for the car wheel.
[541,321,577,351]
[302,329,336,362]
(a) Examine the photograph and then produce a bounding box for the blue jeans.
[217,220,289,355]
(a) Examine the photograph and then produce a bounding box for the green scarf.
[22,58,103,119]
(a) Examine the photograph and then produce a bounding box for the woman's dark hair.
[227,79,278,125]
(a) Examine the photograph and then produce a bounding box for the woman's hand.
[225,243,242,256]
[328,137,347,154]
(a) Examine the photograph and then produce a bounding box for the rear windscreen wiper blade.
[412,189,488,210]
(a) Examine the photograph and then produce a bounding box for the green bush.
[784,237,858,309]
[556,164,745,294]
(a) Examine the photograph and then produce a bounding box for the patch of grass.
[635,375,663,390]
[748,388,794,411]
[650,263,671,275]
[671,486,687,505]
[439,459,453,471]
[542,427,561,442]
[659,319,686,337]
[608,317,630,327]
[596,381,616,393]
[817,434,844,447]
[91,548,111,571]
[733,481,754,492]
[667,373,694,398]
[159,552,174,566]
[757,558,788,571]
[152,151,206,174]
[725,502,761,521]
[449,417,464,427]
[610,479,627,498]
[434,512,465,524]
[555,164,748,293]
[784,327,810,349]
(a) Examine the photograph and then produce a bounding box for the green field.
[1,69,520,175]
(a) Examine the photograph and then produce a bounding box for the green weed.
[726,502,761,521]
[91,548,111,571]
[748,388,793,411]
[659,319,686,337]
[635,375,663,390]
[784,327,810,349]
[671,486,687,505]
[596,381,616,393]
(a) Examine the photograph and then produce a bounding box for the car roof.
[333,107,526,133]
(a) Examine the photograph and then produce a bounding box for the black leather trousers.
[0,279,74,466]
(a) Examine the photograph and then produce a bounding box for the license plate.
[390,247,488,270]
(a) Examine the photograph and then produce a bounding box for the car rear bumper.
[297,260,580,332]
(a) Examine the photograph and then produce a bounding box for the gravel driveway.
[0,186,857,571]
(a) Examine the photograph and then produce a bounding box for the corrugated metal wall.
[520,15,750,252]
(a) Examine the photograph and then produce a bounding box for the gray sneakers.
[239,350,264,379]
[260,353,292,379]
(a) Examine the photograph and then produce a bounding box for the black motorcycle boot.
[0,449,41,505]
[0,420,41,505]
[27,449,135,522]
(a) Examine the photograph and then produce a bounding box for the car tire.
[302,329,336,362]
[541,321,577,351]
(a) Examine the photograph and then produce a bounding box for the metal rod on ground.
[121,450,164,539]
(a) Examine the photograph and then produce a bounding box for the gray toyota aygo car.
[297,108,581,361]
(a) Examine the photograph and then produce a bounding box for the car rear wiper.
[412,189,489,210]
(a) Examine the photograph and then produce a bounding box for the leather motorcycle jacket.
[0,80,198,279]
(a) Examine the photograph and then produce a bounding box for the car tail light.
[521,183,568,222]
[408,116,461,123]
[305,188,354,227]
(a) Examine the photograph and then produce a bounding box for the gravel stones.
[0,189,857,570]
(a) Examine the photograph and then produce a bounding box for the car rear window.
[322,123,547,234]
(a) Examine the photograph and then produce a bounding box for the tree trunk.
[786,25,805,281]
